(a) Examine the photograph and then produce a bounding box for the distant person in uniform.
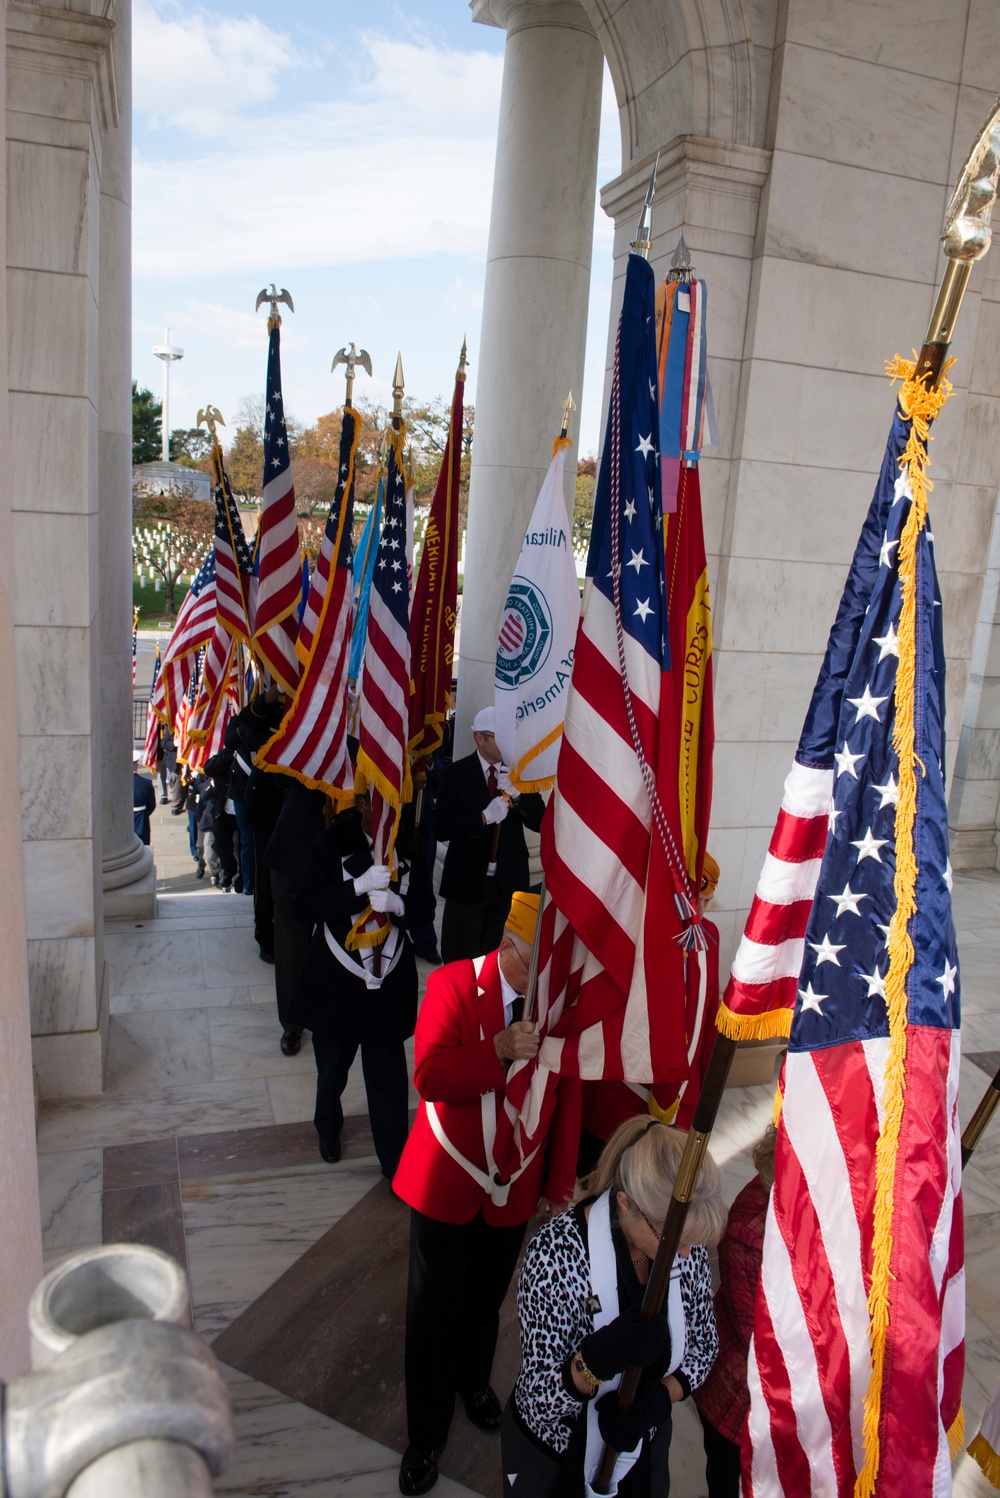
[289,776,433,1176]
[133,751,156,846]
[434,706,545,964]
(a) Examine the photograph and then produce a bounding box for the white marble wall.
[7,1,120,1095]
[589,0,1000,974]
[0,0,45,1373]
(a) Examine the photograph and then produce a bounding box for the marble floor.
[35,797,1000,1495]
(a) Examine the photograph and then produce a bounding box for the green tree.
[132,381,162,464]
[169,428,213,467]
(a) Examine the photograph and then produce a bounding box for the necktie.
[487,765,498,799]
[509,996,524,1024]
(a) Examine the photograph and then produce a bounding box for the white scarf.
[582,1190,685,1497]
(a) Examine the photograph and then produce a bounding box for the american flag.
[253,321,302,693]
[143,645,162,770]
[153,548,216,727]
[495,253,693,1173]
[257,407,359,803]
[212,458,254,644]
[738,365,964,1494]
[351,427,412,951]
[189,458,253,744]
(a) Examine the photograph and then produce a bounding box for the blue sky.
[132,0,621,456]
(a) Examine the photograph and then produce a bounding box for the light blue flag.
[349,477,383,683]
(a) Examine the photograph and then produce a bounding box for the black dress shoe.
[461,1386,502,1432]
[259,947,275,964]
[319,1137,341,1163]
[279,1028,301,1056]
[399,1445,440,1495]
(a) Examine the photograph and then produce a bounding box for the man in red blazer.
[394,892,580,1495]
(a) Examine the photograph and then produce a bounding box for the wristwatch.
[572,1352,602,1391]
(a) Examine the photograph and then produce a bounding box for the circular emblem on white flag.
[496,578,553,688]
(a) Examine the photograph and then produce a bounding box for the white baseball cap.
[471,706,496,735]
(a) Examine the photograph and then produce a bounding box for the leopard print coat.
[512,1206,718,1455]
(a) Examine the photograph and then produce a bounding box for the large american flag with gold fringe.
[737,362,964,1496]
[253,320,302,693]
[257,407,358,803]
[152,548,216,728]
[494,253,693,1178]
[351,427,412,950]
[189,456,253,744]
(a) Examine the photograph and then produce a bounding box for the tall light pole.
[152,327,183,462]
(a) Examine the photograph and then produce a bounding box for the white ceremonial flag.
[495,443,581,792]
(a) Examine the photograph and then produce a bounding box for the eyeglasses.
[637,1207,665,1244]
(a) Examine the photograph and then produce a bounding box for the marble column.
[0,0,44,1373]
[7,0,118,1096]
[99,0,154,918]
[460,0,603,753]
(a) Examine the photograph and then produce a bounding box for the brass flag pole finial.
[667,230,695,285]
[197,405,226,483]
[331,343,372,409]
[631,151,659,258]
[457,336,469,383]
[392,352,405,429]
[197,405,226,444]
[255,283,294,333]
[915,93,1000,388]
[559,390,577,439]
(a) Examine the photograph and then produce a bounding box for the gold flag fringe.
[948,1405,965,1460]
[716,999,793,1044]
[969,1431,1000,1490]
[855,355,953,1498]
[257,408,361,810]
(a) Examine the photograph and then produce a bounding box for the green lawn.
[133,576,190,626]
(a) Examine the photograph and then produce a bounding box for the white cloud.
[133,0,304,136]
[172,299,306,351]
[133,17,503,277]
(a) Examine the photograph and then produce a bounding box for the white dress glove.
[354,864,391,896]
[369,888,404,917]
[482,796,509,826]
[497,770,519,800]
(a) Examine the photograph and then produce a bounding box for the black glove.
[580,1305,670,1381]
[596,1382,671,1454]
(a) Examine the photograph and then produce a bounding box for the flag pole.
[962,1062,1000,1168]
[592,100,1000,1496]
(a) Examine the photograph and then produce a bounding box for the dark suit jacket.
[435,751,545,905]
[288,811,434,1044]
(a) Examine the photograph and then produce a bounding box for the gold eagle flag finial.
[917,94,1000,387]
[331,343,373,408]
[255,284,294,331]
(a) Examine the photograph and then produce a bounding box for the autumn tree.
[574,456,597,546]
[133,488,214,617]
[132,382,162,463]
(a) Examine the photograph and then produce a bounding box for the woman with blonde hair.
[501,1116,726,1496]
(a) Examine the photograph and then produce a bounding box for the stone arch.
[579,0,774,169]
